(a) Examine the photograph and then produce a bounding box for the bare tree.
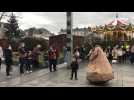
[84,32,103,48]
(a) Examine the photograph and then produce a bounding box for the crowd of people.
[103,45,134,64]
[1,41,134,83]
[0,42,61,79]
[0,43,42,78]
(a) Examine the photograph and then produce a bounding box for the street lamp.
[132,32,134,39]
[66,12,73,68]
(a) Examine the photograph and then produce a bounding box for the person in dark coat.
[107,47,113,64]
[4,45,13,77]
[18,43,27,74]
[80,45,86,60]
[70,57,79,80]
[48,47,53,72]
[130,45,134,64]
[32,45,41,68]
[63,46,67,63]
[25,50,33,73]
[52,46,59,71]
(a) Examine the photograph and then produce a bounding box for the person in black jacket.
[18,43,27,74]
[4,45,13,78]
[70,57,79,80]
[25,50,33,73]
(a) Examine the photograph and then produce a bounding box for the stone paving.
[0,61,134,87]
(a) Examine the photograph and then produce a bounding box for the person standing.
[26,50,33,73]
[70,57,79,80]
[48,46,57,72]
[107,47,112,64]
[112,47,118,64]
[4,45,13,78]
[0,46,3,70]
[63,46,67,63]
[80,45,86,60]
[18,43,27,74]
[117,48,123,64]
[53,46,59,71]
[130,45,134,64]
[32,45,41,68]
[48,46,53,72]
[126,48,130,63]
[122,48,126,64]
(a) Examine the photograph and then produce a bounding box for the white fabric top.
[117,49,123,56]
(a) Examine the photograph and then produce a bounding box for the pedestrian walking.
[0,46,3,70]
[4,45,13,78]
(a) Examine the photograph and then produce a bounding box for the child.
[70,57,79,80]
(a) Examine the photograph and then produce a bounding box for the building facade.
[59,27,92,37]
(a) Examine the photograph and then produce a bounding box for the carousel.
[91,14,134,47]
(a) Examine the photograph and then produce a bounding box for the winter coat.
[71,61,79,70]
[4,48,13,64]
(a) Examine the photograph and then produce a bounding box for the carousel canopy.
[107,18,128,26]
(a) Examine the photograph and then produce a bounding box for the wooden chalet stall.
[49,34,84,53]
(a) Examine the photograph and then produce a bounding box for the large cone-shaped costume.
[87,46,114,83]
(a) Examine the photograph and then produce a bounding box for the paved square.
[0,62,134,87]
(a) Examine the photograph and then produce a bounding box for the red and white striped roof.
[107,18,128,26]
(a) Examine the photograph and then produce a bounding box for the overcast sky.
[1,12,134,34]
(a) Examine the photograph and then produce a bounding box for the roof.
[107,18,128,26]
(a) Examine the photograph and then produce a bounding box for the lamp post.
[132,32,134,39]
[66,12,73,68]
